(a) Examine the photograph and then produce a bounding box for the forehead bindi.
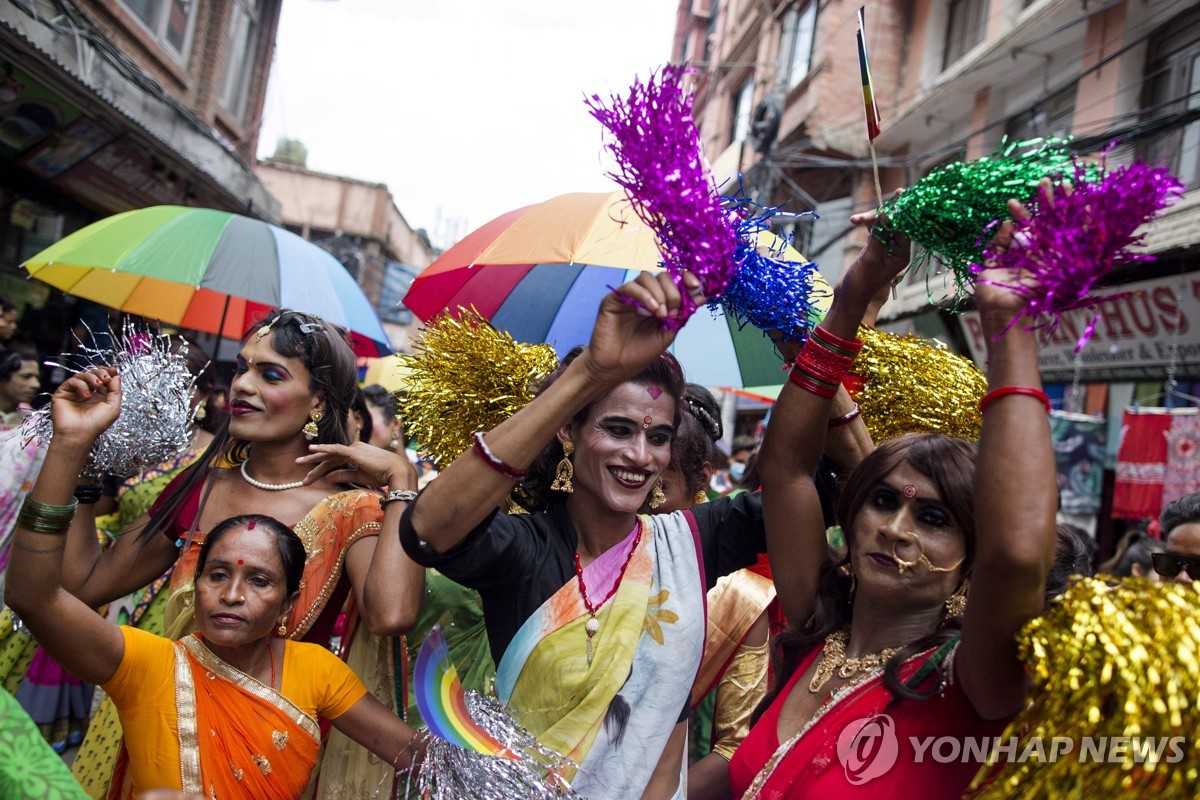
[592,382,676,425]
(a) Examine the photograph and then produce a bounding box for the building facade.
[256,158,436,352]
[675,0,1200,543]
[0,0,283,352]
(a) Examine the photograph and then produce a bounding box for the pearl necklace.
[240,461,305,491]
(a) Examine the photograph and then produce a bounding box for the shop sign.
[959,273,1200,383]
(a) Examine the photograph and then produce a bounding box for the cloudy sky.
[258,1,678,248]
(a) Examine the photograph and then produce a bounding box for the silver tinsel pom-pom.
[405,691,578,799]
[21,322,197,477]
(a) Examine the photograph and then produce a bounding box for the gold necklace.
[808,628,899,693]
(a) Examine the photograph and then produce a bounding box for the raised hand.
[50,368,121,444]
[298,441,418,490]
[580,271,703,385]
[973,178,1056,317]
[844,197,913,305]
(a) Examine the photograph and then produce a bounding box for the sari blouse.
[104,626,366,799]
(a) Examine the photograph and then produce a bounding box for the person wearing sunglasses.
[1153,493,1200,583]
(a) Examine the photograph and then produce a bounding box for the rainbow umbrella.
[404,191,827,387]
[22,206,392,356]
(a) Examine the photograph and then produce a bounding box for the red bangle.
[978,386,1051,415]
[789,366,840,399]
[827,403,862,429]
[472,432,528,480]
[811,325,864,357]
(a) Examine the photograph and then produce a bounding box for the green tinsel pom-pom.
[880,138,1078,302]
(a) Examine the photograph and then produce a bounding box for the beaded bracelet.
[18,497,79,534]
[74,484,103,505]
[472,431,528,481]
[827,403,863,429]
[978,386,1051,415]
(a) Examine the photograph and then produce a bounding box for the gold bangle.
[17,497,79,534]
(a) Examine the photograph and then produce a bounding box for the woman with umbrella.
[40,310,424,795]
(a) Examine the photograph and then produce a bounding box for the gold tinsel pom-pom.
[853,327,987,442]
[399,310,559,466]
[969,578,1200,799]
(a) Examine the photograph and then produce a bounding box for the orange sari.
[109,635,321,800]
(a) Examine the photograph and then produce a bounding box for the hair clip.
[298,322,324,334]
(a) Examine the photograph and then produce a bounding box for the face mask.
[729,462,746,482]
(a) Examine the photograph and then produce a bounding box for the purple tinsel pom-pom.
[587,66,742,325]
[976,158,1184,351]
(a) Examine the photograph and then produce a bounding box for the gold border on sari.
[179,635,321,743]
[172,642,203,795]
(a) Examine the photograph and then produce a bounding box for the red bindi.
[237,559,244,565]
[902,484,918,499]
[247,519,257,530]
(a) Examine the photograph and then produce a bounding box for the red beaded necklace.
[573,519,643,666]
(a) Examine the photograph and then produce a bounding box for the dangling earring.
[693,489,708,505]
[278,616,288,637]
[389,430,401,453]
[302,411,322,441]
[551,441,574,493]
[944,579,969,619]
[649,479,666,510]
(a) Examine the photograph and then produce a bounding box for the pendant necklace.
[573,520,643,666]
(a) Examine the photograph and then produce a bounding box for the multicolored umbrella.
[404,192,827,387]
[22,205,392,356]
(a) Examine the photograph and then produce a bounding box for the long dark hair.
[516,346,687,511]
[196,514,307,597]
[756,434,977,720]
[141,310,358,546]
[671,384,722,498]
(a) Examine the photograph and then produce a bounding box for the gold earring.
[649,479,666,509]
[551,441,574,493]
[944,579,969,619]
[278,617,288,636]
[693,489,708,505]
[302,411,322,441]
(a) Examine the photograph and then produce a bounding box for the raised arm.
[407,271,699,554]
[760,217,909,624]
[957,196,1056,720]
[299,441,427,636]
[4,369,127,685]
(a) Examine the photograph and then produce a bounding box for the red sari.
[729,640,1007,799]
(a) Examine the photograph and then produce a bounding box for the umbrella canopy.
[361,357,412,392]
[404,191,827,387]
[22,206,392,356]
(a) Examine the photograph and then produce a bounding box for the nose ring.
[238,595,245,602]
[890,533,964,575]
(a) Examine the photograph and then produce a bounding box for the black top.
[399,492,767,665]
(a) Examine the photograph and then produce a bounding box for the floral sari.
[495,513,706,800]
[108,635,321,800]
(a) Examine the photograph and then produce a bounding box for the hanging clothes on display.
[1050,411,1107,516]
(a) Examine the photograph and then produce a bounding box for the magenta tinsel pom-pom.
[976,158,1184,351]
[587,66,742,324]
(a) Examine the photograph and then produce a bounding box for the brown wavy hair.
[755,434,977,718]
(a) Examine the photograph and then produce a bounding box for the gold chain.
[808,628,899,693]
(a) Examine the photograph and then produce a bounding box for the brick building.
[0,0,282,352]
[256,158,436,352]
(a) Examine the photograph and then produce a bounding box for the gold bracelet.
[17,497,79,534]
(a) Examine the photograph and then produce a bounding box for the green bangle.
[17,497,79,534]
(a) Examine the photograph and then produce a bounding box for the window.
[942,0,987,70]
[781,1,817,91]
[219,0,260,123]
[704,0,720,64]
[730,78,754,144]
[119,0,197,60]
[1005,83,1075,142]
[1142,13,1200,189]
